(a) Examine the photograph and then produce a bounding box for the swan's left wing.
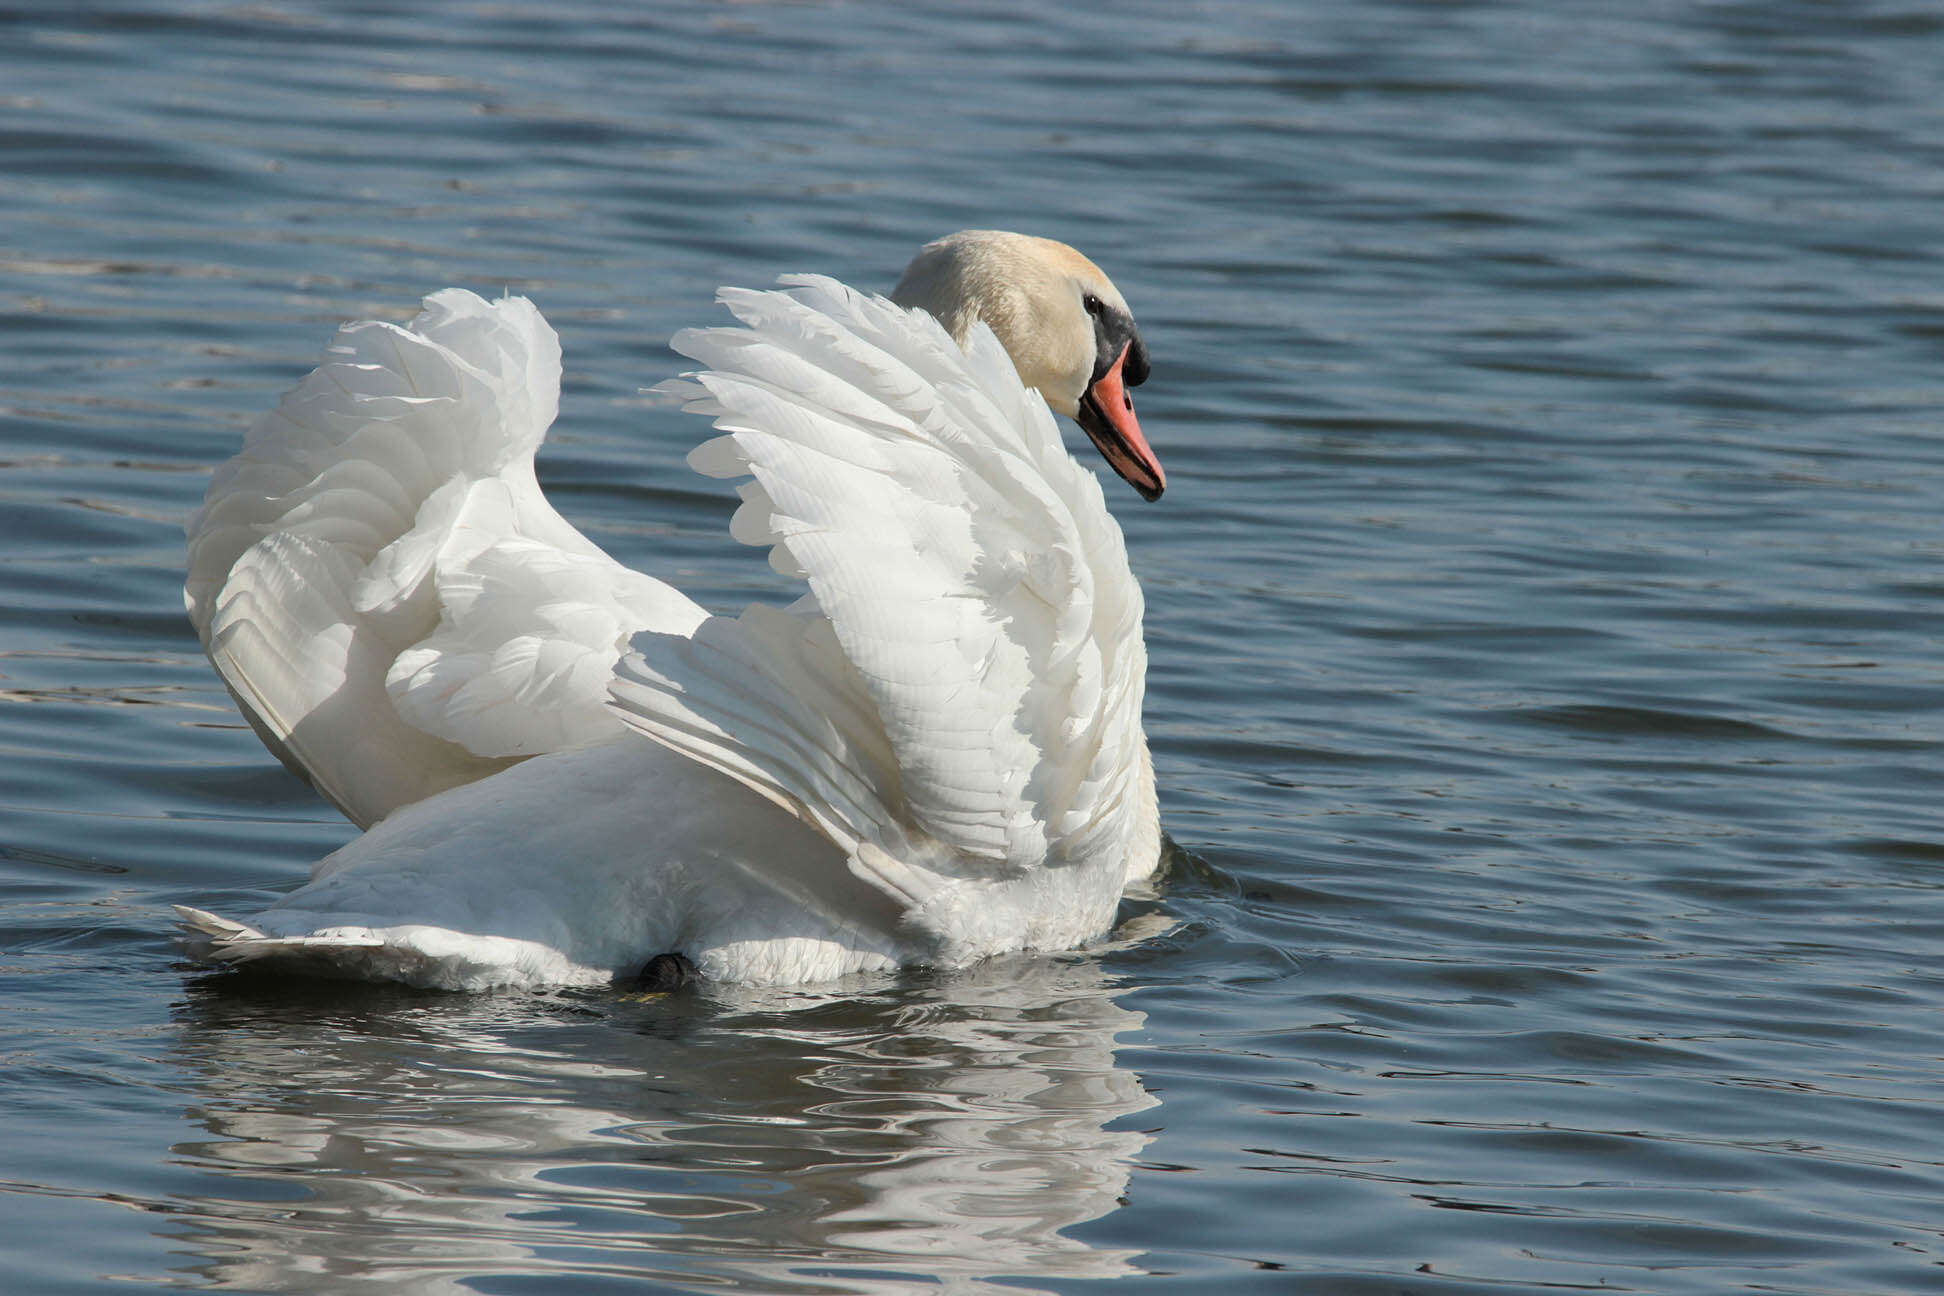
[609,276,1148,907]
[188,290,705,827]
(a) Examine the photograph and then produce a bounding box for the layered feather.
[608,276,1150,918]
[186,289,704,826]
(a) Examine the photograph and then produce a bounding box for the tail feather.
[171,904,609,990]
[173,904,385,964]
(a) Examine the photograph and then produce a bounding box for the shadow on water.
[162,951,1160,1294]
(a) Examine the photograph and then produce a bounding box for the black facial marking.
[1090,303,1148,388]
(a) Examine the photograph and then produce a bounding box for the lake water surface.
[4,1,1943,1292]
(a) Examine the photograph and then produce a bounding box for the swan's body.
[178,232,1165,990]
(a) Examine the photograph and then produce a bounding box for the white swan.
[175,231,1166,991]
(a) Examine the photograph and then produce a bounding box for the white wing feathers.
[187,289,703,827]
[608,276,1148,900]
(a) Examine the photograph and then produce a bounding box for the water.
[3,0,1942,1290]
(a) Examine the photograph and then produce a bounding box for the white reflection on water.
[164,955,1157,1294]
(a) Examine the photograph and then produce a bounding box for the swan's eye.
[1083,293,1104,318]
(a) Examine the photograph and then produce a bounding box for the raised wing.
[187,290,704,827]
[608,275,1149,901]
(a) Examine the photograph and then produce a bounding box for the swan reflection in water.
[164,947,1160,1293]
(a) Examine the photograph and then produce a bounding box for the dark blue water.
[4,1,1942,1291]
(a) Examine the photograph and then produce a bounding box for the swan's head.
[891,230,1165,501]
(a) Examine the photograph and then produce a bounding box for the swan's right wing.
[188,291,704,827]
[609,276,1149,913]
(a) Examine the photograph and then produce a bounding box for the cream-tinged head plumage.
[893,230,1163,499]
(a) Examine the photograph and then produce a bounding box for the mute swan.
[175,231,1166,990]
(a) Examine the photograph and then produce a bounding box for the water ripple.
[4,0,1944,1292]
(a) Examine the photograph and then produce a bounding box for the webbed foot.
[632,951,699,992]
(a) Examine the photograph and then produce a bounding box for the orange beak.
[1076,342,1165,501]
